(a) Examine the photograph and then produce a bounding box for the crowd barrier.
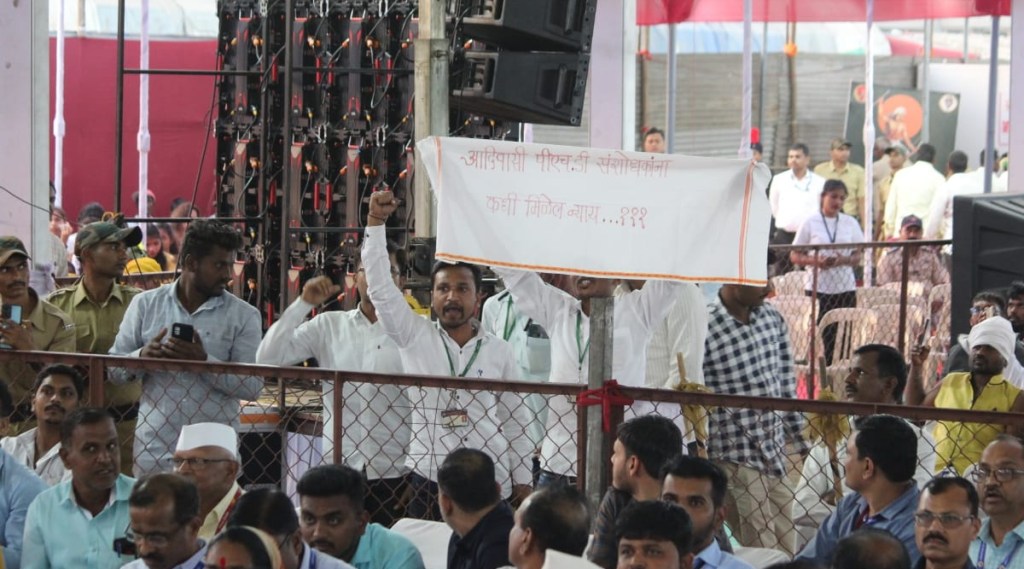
[1,346,1018,557]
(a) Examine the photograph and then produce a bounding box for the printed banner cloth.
[417,137,772,285]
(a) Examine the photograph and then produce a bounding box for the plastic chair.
[391,518,453,569]
[856,287,901,309]
[772,271,806,296]
[768,295,816,364]
[797,308,878,395]
[880,280,927,300]
[871,303,927,358]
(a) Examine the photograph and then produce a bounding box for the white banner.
[417,137,773,285]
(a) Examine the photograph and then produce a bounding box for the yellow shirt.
[47,281,142,406]
[198,482,243,541]
[814,161,866,221]
[934,372,1021,475]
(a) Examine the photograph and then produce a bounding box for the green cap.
[0,236,30,266]
[75,222,143,256]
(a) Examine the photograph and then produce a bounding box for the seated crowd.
[0,172,1021,569]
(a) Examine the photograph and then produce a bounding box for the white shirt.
[883,160,946,237]
[256,299,411,479]
[924,170,983,247]
[694,539,754,569]
[492,268,680,477]
[792,417,936,544]
[362,226,533,493]
[302,544,356,569]
[0,428,70,486]
[769,169,827,232]
[480,291,551,449]
[793,212,865,294]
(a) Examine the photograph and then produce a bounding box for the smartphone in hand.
[170,323,195,342]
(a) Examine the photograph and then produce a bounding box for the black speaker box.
[460,0,597,52]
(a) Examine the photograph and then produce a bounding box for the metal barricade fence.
[769,239,952,399]
[0,350,1020,554]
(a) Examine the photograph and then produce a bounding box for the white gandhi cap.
[175,422,239,460]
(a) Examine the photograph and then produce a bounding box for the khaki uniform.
[1,290,75,434]
[814,161,866,223]
[48,281,142,473]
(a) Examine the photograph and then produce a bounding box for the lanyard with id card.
[440,330,483,429]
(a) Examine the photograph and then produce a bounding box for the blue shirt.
[303,544,356,569]
[694,540,754,569]
[109,280,263,475]
[796,484,921,566]
[22,474,136,569]
[970,518,1024,569]
[352,523,426,569]
[0,448,47,569]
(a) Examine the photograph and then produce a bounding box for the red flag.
[636,0,696,25]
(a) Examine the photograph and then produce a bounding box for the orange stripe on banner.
[737,163,754,281]
[434,252,769,286]
[434,137,443,195]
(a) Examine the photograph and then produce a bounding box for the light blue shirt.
[109,280,263,475]
[970,518,1024,569]
[694,540,753,569]
[796,484,921,566]
[120,540,207,569]
[0,448,47,569]
[22,474,136,569]
[303,544,357,569]
[351,523,426,569]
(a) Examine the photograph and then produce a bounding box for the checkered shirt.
[703,296,808,478]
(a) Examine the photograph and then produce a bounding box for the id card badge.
[441,409,470,429]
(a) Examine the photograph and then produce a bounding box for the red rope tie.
[576,380,634,432]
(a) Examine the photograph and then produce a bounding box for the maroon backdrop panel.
[49,37,218,223]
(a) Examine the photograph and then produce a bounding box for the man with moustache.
[1007,282,1024,343]
[49,221,144,473]
[0,364,84,485]
[22,408,136,568]
[907,316,1024,474]
[793,344,936,545]
[876,215,949,295]
[171,423,243,541]
[110,220,263,476]
[363,191,533,519]
[297,464,424,569]
[120,473,207,569]
[913,477,981,569]
[257,245,411,526]
[490,265,679,487]
[0,237,75,435]
[796,415,921,565]
[661,456,753,569]
[968,436,1024,569]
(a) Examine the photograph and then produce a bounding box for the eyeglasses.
[168,457,234,469]
[969,467,1024,483]
[125,524,182,547]
[914,512,975,529]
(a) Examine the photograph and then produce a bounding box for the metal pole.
[138,0,151,237]
[54,0,67,208]
[280,0,295,311]
[984,16,1000,194]
[922,20,932,143]
[739,0,752,159]
[413,0,447,237]
[114,0,126,211]
[584,297,614,510]
[666,24,677,152]
[863,0,876,283]
[964,17,970,62]
[757,20,768,134]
